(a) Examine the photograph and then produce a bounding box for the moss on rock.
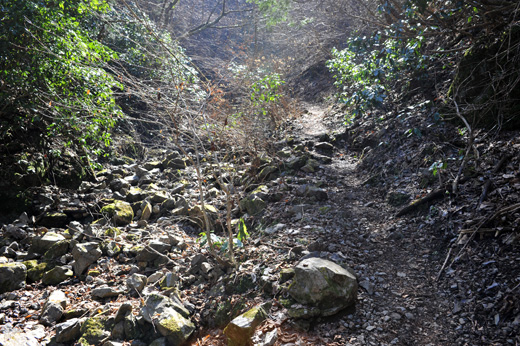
[25,261,50,283]
[78,317,108,345]
[101,200,134,225]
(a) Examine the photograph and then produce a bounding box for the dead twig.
[446,202,520,275]
[474,154,512,211]
[452,100,476,195]
[436,247,453,282]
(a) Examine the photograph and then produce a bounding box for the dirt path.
[276,105,463,345]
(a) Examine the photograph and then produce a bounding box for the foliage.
[0,0,123,163]
[198,232,245,253]
[247,0,292,27]
[328,0,520,127]
[207,61,289,158]
[327,2,430,121]
[237,218,250,242]
[197,218,249,258]
[429,160,447,177]
[250,72,285,116]
[0,0,204,181]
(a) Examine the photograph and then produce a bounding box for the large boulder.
[140,293,194,345]
[288,257,357,317]
[223,305,268,346]
[0,262,26,293]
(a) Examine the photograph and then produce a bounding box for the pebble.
[390,312,402,320]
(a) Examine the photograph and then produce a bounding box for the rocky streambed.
[0,129,351,345]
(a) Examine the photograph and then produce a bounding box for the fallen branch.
[396,185,451,217]
[396,174,476,217]
[459,227,514,237]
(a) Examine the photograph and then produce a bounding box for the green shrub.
[327,1,431,122]
[0,0,123,161]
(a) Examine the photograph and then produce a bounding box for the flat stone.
[91,286,123,299]
[239,195,266,215]
[315,142,334,152]
[144,161,163,170]
[100,200,134,226]
[0,326,44,346]
[42,240,70,260]
[141,201,152,221]
[159,272,178,289]
[114,302,133,323]
[151,190,170,204]
[149,337,168,346]
[264,223,285,235]
[286,156,308,170]
[200,262,213,274]
[39,301,64,326]
[78,316,109,345]
[126,187,145,202]
[135,241,170,262]
[39,212,68,228]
